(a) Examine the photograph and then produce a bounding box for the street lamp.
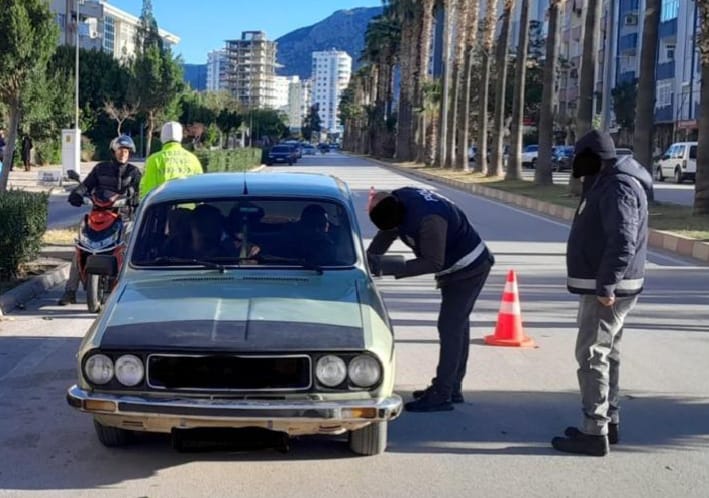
[62,0,83,178]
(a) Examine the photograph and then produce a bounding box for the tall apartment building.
[286,78,312,131]
[50,0,179,60]
[226,31,277,109]
[206,49,229,92]
[273,76,294,110]
[311,50,352,134]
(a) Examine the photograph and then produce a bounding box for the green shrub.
[81,136,96,162]
[194,148,263,173]
[0,191,49,279]
[149,137,163,155]
[35,139,62,165]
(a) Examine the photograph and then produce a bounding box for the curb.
[0,263,70,316]
[361,155,709,265]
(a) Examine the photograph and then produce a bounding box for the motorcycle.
[67,170,132,313]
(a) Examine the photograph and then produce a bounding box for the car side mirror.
[661,155,670,161]
[66,170,81,182]
[86,255,118,277]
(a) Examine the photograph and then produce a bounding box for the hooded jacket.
[567,132,652,297]
[140,142,203,200]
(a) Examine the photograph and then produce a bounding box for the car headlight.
[315,355,347,387]
[84,354,114,385]
[114,354,144,387]
[347,354,381,388]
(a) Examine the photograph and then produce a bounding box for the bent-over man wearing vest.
[367,188,494,412]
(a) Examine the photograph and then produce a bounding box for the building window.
[656,81,673,108]
[666,44,675,61]
[660,0,679,22]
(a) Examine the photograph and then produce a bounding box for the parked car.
[303,144,317,155]
[283,141,303,159]
[266,145,296,165]
[66,172,403,455]
[521,144,539,168]
[468,145,510,166]
[551,145,575,172]
[655,142,697,184]
[318,143,330,153]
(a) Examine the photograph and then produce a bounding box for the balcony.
[659,18,677,40]
[619,33,638,55]
[655,95,674,123]
[656,61,675,81]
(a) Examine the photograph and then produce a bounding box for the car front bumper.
[67,385,403,434]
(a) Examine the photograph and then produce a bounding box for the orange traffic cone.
[484,270,535,347]
[366,186,376,212]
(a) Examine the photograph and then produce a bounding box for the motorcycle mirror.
[67,170,80,182]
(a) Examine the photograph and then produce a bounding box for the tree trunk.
[458,0,480,171]
[452,0,470,170]
[445,62,459,168]
[415,0,436,164]
[397,22,415,162]
[535,0,561,186]
[437,1,454,167]
[571,0,602,195]
[489,0,514,178]
[476,0,499,174]
[632,0,660,200]
[145,111,155,157]
[507,0,529,181]
[426,110,438,166]
[0,97,21,192]
[694,3,709,215]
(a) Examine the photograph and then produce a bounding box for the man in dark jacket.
[367,187,494,412]
[551,130,651,456]
[58,135,142,305]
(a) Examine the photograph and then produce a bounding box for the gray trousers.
[575,294,638,436]
[65,252,81,292]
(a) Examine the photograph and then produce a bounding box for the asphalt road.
[1,152,708,497]
[519,169,696,206]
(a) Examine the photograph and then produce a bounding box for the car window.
[689,145,697,159]
[673,145,685,158]
[525,145,538,152]
[132,198,357,268]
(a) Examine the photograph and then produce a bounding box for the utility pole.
[601,0,617,131]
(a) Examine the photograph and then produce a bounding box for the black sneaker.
[565,424,619,444]
[412,386,465,404]
[405,388,454,412]
[58,291,76,306]
[551,431,609,457]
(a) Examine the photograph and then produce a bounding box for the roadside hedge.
[194,148,263,173]
[0,191,49,279]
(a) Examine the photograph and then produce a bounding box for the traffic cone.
[484,270,535,347]
[366,186,376,212]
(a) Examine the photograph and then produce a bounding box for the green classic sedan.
[67,172,402,455]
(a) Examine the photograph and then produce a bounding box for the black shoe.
[405,388,454,412]
[565,424,618,444]
[58,291,76,306]
[551,431,609,457]
[413,386,465,404]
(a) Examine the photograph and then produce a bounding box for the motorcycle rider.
[58,135,142,306]
[139,121,203,200]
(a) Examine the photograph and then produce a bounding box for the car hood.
[98,275,368,351]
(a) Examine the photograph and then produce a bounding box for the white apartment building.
[206,49,229,91]
[311,50,352,134]
[51,0,179,60]
[226,31,277,109]
[273,76,295,110]
[286,77,312,131]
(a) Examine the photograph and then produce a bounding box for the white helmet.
[160,121,183,144]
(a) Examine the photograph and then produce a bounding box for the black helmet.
[110,135,136,153]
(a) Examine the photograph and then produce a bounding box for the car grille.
[147,354,311,391]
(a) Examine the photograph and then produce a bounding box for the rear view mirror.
[86,255,118,277]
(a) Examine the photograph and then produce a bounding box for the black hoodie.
[567,131,651,297]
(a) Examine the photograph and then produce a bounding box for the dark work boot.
[405,386,454,412]
[57,290,76,306]
[552,430,609,457]
[565,424,619,444]
[413,385,464,404]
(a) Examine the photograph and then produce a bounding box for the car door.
[688,144,697,174]
[673,145,686,177]
[661,145,675,177]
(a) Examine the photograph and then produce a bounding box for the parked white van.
[655,142,697,184]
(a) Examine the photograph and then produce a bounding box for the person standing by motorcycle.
[58,136,142,306]
[139,121,203,200]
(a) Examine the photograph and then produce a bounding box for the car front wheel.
[93,419,131,447]
[348,421,387,456]
[674,168,683,184]
[655,167,664,182]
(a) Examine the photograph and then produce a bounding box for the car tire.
[674,168,683,184]
[655,167,664,182]
[93,419,130,447]
[86,274,103,313]
[348,421,387,456]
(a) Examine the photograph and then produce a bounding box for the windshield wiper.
[150,256,226,273]
[256,255,324,275]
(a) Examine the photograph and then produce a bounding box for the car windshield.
[525,145,538,152]
[272,146,290,153]
[131,198,357,269]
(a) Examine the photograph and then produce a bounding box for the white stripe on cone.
[499,300,521,315]
[503,281,518,294]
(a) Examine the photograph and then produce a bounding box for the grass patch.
[42,225,78,245]
[392,162,709,241]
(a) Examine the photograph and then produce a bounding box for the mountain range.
[275,6,383,79]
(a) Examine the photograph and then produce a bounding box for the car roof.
[143,172,351,205]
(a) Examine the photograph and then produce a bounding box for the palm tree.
[437,0,454,167]
[695,2,709,215]
[506,0,530,180]
[413,0,436,163]
[422,79,442,166]
[445,0,469,168]
[535,0,564,186]
[489,0,515,177]
[456,0,481,170]
[475,0,500,174]
[632,0,660,195]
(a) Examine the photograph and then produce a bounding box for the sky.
[109,0,383,64]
